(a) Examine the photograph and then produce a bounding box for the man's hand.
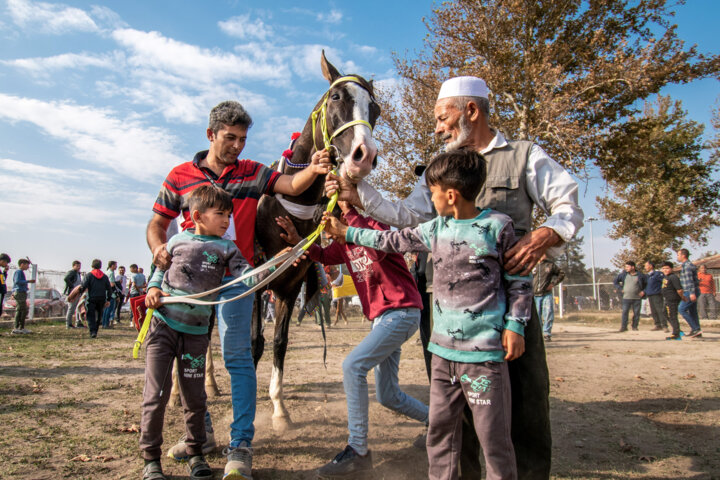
[152,244,172,270]
[145,287,168,309]
[325,172,361,207]
[310,149,333,176]
[276,216,302,244]
[502,329,525,361]
[690,293,697,302]
[504,227,562,275]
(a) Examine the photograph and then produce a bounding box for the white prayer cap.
[437,76,488,100]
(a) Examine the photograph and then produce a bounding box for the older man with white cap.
[326,75,583,479]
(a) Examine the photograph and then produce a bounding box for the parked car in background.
[2,288,67,318]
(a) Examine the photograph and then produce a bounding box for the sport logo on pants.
[461,374,492,405]
[182,353,206,378]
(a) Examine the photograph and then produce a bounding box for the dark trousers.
[621,299,641,330]
[140,317,209,460]
[14,291,28,330]
[0,293,4,316]
[427,356,516,480]
[418,290,432,382]
[647,294,667,328]
[114,296,124,320]
[664,301,680,336]
[421,303,551,479]
[85,297,106,336]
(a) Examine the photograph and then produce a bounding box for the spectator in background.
[128,264,146,298]
[532,254,565,342]
[661,261,685,340]
[114,265,127,323]
[614,261,647,332]
[74,259,111,338]
[63,260,83,329]
[12,258,35,334]
[102,260,118,328]
[676,248,702,338]
[697,265,717,320]
[0,253,10,317]
[644,261,668,332]
[411,251,433,380]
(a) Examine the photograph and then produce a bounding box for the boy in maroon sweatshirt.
[277,201,427,479]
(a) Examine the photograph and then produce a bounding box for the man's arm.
[504,144,584,275]
[325,172,436,229]
[147,214,173,269]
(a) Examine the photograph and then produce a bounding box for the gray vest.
[475,139,534,236]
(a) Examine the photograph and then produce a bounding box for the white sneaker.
[223,441,253,479]
[21,328,31,334]
[11,329,23,335]
[166,431,217,461]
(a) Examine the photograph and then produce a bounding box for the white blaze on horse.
[252,51,380,431]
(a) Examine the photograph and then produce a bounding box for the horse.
[251,51,380,431]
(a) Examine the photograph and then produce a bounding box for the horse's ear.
[320,49,341,83]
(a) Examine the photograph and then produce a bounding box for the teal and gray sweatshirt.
[346,208,532,363]
[148,230,259,335]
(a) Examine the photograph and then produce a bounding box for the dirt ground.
[0,312,718,480]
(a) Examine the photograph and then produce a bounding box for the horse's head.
[316,51,380,184]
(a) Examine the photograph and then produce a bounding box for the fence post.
[28,263,37,321]
[558,282,564,318]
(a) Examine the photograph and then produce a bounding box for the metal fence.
[2,265,75,321]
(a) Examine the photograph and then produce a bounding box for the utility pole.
[587,217,599,310]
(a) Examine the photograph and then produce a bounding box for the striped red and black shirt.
[153,150,281,265]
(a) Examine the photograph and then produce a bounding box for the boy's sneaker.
[187,455,213,480]
[167,431,217,461]
[11,329,22,335]
[687,329,703,338]
[317,445,373,479]
[142,460,167,480]
[21,328,31,334]
[665,334,682,340]
[222,441,253,480]
[543,335,552,342]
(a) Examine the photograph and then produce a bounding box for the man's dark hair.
[18,258,30,266]
[0,253,10,263]
[662,261,674,269]
[625,260,636,268]
[91,259,102,270]
[645,260,654,268]
[72,260,81,267]
[188,185,233,214]
[108,260,117,268]
[209,101,253,134]
[130,264,138,269]
[425,149,486,201]
[678,248,690,258]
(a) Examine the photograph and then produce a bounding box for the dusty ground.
[0,312,718,480]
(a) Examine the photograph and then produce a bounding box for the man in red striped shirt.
[147,101,330,480]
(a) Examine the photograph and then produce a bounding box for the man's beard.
[444,114,471,152]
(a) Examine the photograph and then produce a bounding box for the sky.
[1,0,718,274]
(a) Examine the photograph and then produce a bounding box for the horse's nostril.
[353,145,365,162]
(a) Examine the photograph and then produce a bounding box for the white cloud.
[0,94,183,183]
[317,9,343,24]
[112,28,287,85]
[218,14,273,40]
[0,51,124,77]
[252,115,307,164]
[6,0,98,34]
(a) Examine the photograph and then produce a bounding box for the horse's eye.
[331,93,340,101]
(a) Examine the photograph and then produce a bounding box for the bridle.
[310,75,375,157]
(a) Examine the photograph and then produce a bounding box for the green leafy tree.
[371,0,720,205]
[597,96,720,266]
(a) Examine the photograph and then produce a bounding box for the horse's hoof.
[272,415,292,432]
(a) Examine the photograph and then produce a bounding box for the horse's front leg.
[168,358,181,407]
[205,344,220,397]
[251,291,265,368]
[269,296,293,432]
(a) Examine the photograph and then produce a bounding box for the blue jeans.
[342,307,428,455]
[216,278,256,448]
[621,299,641,330]
[102,297,115,327]
[534,294,555,337]
[679,292,700,331]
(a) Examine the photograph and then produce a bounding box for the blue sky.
[1,0,718,273]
